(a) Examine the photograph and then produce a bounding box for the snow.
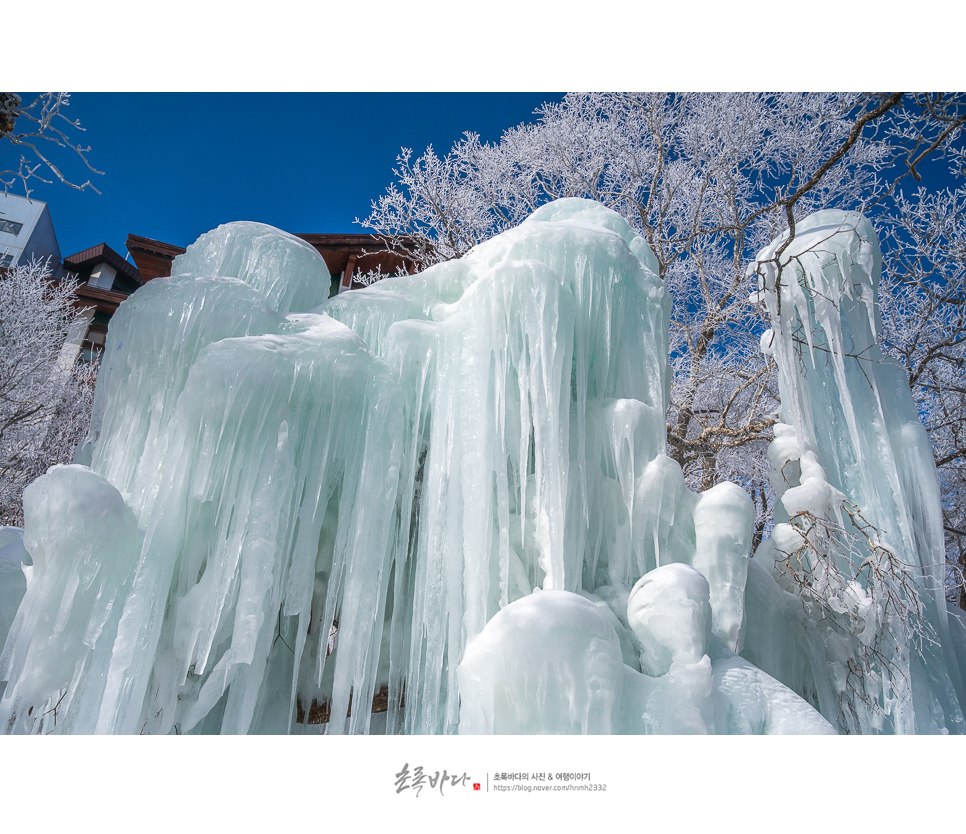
[0,201,961,734]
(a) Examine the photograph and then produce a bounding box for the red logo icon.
[473,783,481,791]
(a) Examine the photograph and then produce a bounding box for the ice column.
[752,209,966,733]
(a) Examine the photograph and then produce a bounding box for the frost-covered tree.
[1,92,101,197]
[880,185,966,606]
[361,92,966,599]
[0,260,97,525]
[1,92,102,526]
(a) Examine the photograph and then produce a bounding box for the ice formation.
[749,210,966,733]
[0,527,28,692]
[0,201,960,734]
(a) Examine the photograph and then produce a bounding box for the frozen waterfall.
[0,200,961,734]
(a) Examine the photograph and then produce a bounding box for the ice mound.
[627,563,711,676]
[0,467,142,733]
[458,570,834,735]
[458,590,626,734]
[0,200,955,734]
[171,221,329,313]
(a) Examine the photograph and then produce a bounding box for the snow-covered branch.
[1,93,103,198]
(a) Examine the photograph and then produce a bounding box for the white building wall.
[89,262,117,290]
[22,206,63,275]
[0,192,62,275]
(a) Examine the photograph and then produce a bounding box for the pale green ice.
[0,202,962,734]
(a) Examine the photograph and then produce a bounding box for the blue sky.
[18,93,563,260]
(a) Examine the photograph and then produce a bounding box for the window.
[0,253,14,268]
[0,219,23,236]
[88,264,117,290]
[83,324,109,354]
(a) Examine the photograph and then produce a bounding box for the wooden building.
[61,243,143,358]
[9,194,414,361]
[123,234,186,282]
[60,230,417,360]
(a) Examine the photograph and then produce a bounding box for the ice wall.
[0,527,28,689]
[749,210,966,733]
[1,202,834,734]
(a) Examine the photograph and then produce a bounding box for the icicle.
[750,209,966,734]
[1,200,862,735]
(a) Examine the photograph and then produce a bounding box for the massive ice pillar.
[749,210,966,733]
[1,202,835,734]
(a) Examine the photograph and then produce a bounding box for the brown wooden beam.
[296,684,404,725]
[341,253,357,289]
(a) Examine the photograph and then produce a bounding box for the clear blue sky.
[19,93,563,260]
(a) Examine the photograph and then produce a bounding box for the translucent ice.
[0,466,142,733]
[0,527,28,676]
[170,221,329,313]
[749,210,966,733]
[458,579,833,735]
[692,483,754,652]
[0,200,931,735]
[458,590,625,734]
[627,563,711,676]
